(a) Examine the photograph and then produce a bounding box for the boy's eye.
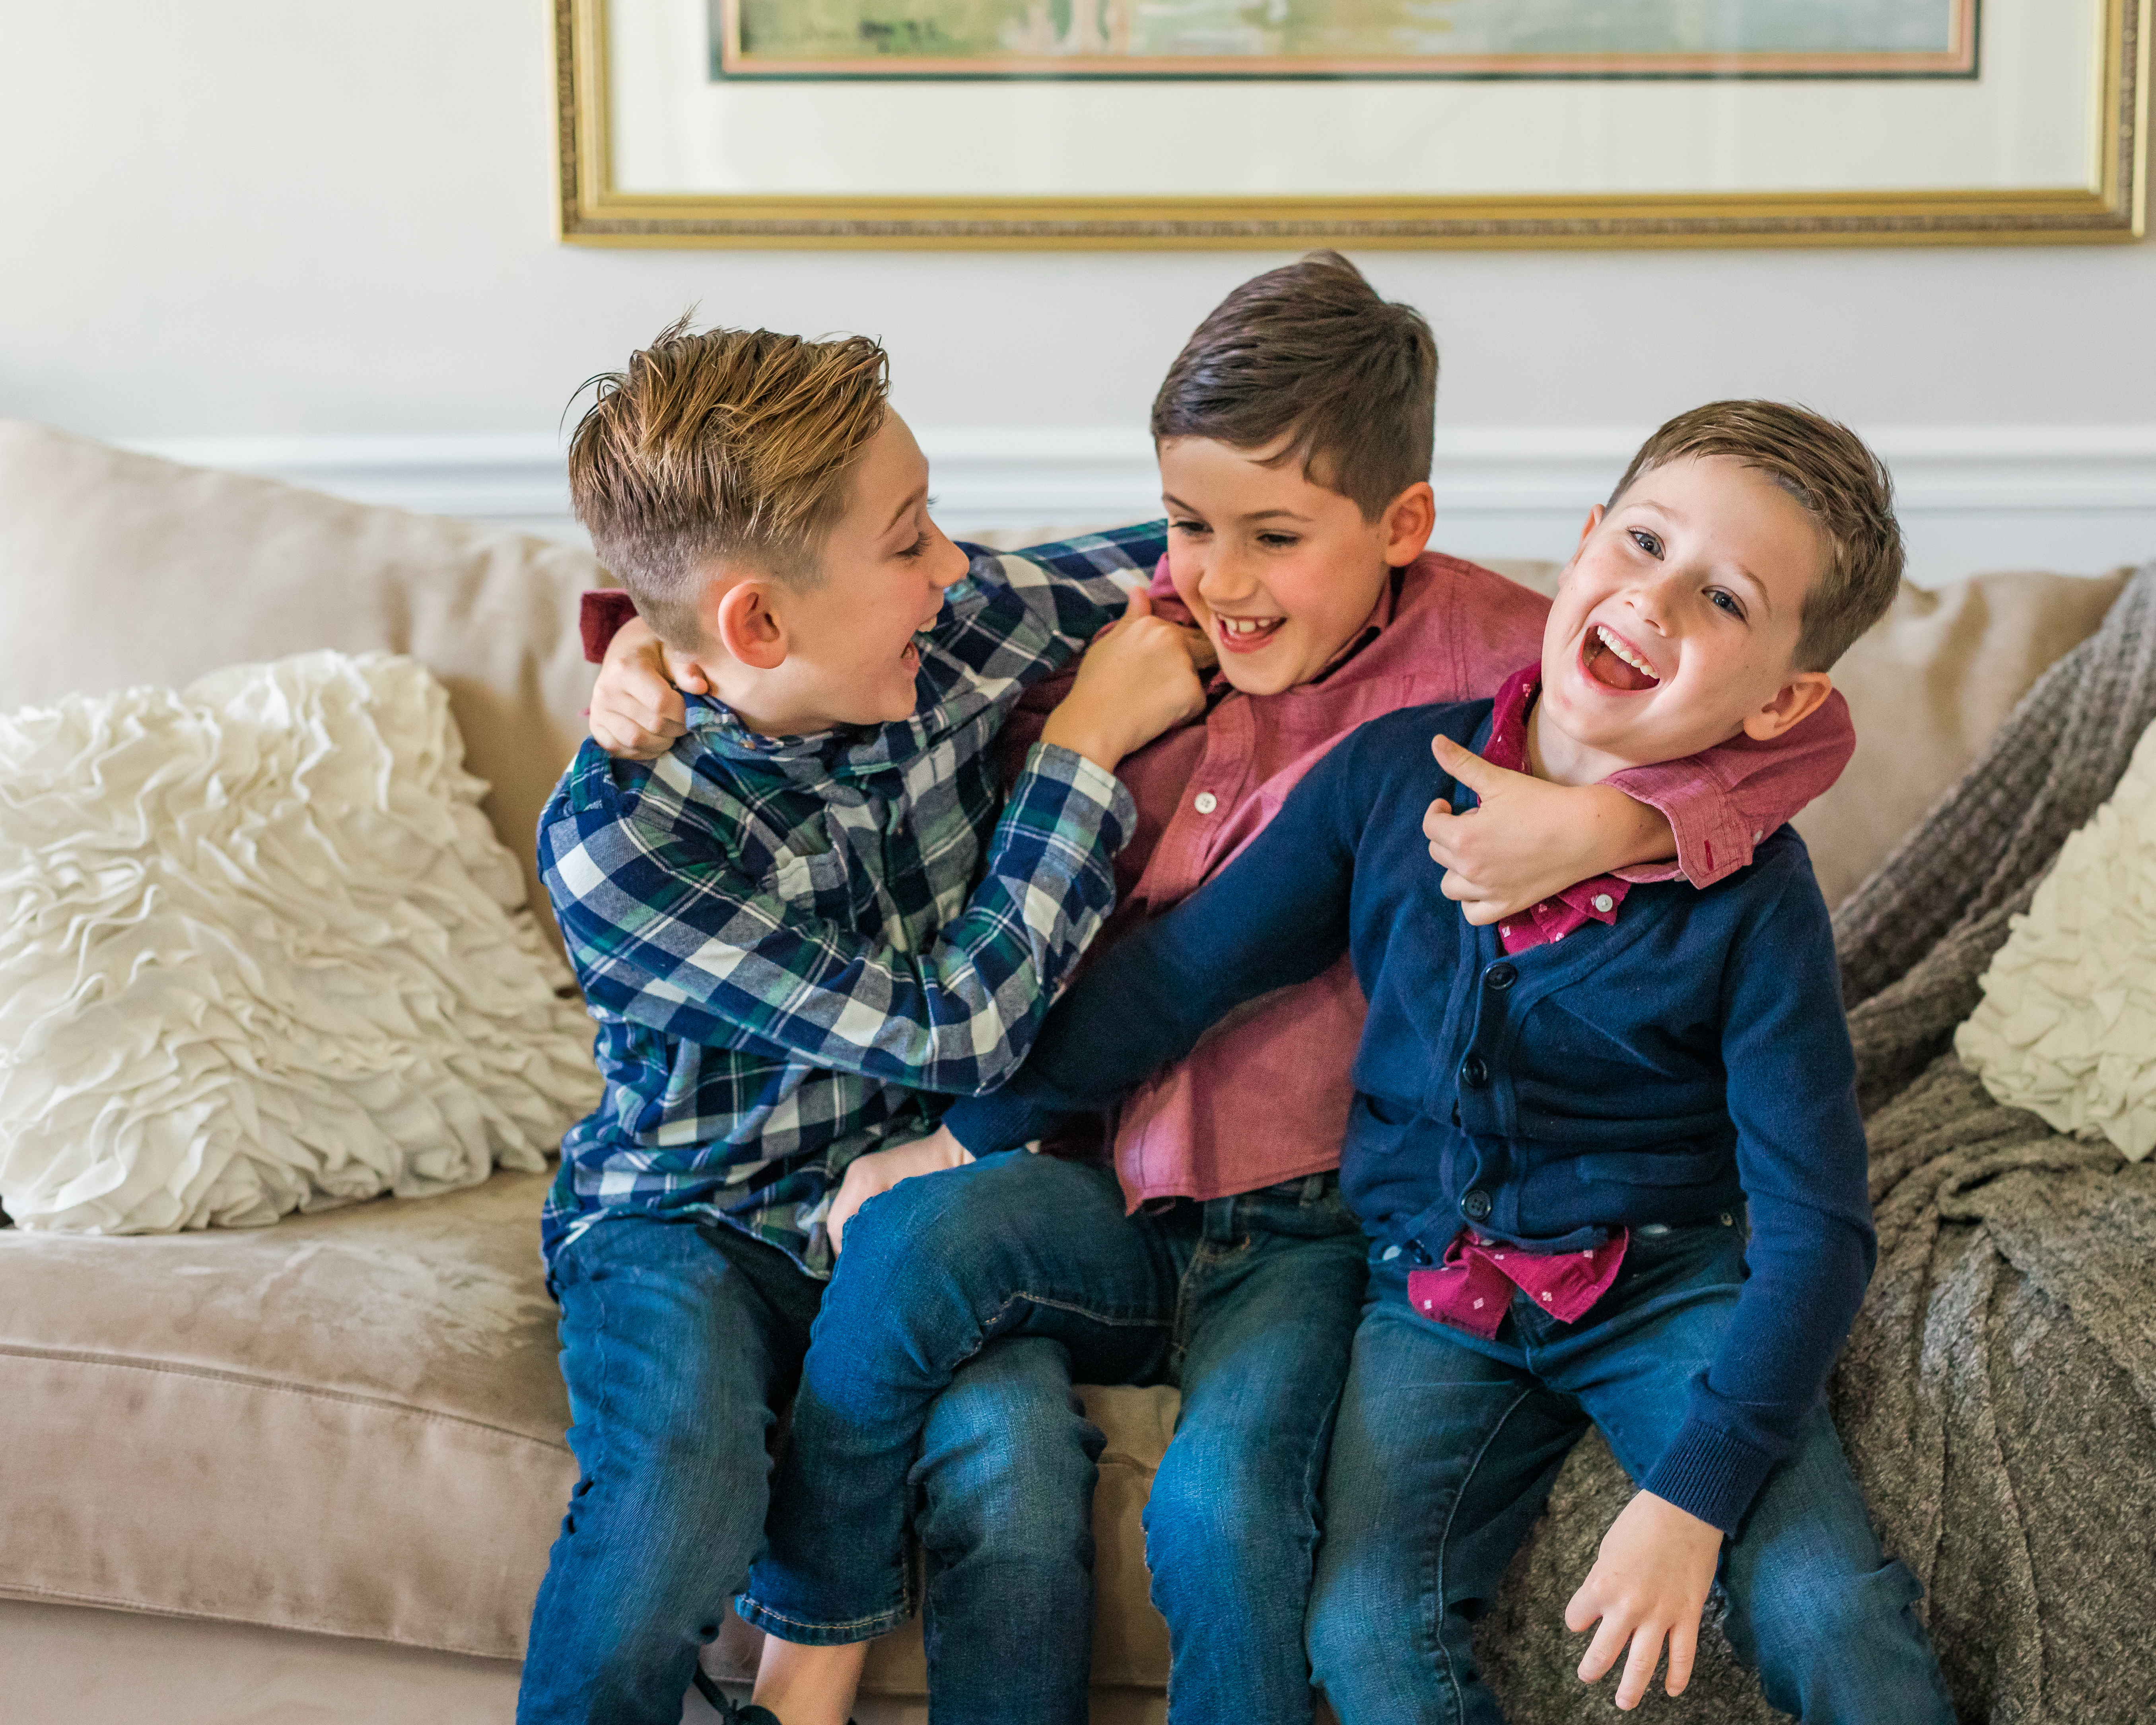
[1257,533,1299,549]
[1707,588,1745,618]
[897,531,933,560]
[1169,517,1209,537]
[1629,529,1664,558]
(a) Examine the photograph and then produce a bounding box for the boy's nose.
[929,531,970,590]
[1196,554,1257,605]
[1621,571,1679,632]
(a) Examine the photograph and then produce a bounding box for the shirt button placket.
[1193,792,1218,814]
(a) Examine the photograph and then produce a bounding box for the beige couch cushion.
[0,420,605,934]
[1794,569,2131,906]
[0,1171,1174,1690]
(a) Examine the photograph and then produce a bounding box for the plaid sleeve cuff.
[1014,741,1139,860]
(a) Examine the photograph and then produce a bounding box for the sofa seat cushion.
[0,1172,1175,1688]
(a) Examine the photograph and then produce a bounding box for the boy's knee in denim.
[517,1219,818,1725]
[1720,1407,1956,1722]
[911,1337,1103,1725]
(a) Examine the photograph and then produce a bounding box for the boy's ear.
[1554,504,1605,587]
[1380,480,1437,566]
[1741,670,1833,742]
[713,580,789,672]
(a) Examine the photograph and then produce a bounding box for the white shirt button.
[1194,792,1219,814]
[1753,829,1763,842]
[1592,893,1614,914]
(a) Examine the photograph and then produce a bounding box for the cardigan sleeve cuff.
[940,1088,1062,1159]
[1641,1416,1779,1536]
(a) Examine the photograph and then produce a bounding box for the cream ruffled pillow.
[0,651,600,1232]
[1956,718,2156,1160]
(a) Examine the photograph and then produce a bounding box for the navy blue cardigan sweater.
[944,699,1877,1532]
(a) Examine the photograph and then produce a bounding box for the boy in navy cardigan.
[939,402,1955,1721]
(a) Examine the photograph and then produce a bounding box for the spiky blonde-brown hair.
[1609,401,1903,671]
[567,314,890,648]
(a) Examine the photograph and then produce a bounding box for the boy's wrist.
[1039,707,1124,775]
[1589,787,1679,873]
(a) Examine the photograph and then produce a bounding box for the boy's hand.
[1040,589,1208,774]
[829,1125,974,1254]
[1564,1489,1723,1709]
[589,617,707,759]
[1423,735,1677,924]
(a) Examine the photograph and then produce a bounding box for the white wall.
[4,0,2154,579]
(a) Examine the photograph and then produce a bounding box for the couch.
[0,418,2135,1724]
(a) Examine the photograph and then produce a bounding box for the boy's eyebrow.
[1160,490,1313,524]
[880,484,928,537]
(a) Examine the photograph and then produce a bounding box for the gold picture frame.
[554,0,2150,249]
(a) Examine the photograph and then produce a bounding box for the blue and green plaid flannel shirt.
[537,525,1168,1277]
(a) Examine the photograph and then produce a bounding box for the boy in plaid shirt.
[516,319,1207,1725]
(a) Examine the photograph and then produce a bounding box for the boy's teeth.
[1596,625,1659,681]
[1222,617,1277,636]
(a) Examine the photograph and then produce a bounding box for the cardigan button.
[1483,962,1517,992]
[1193,792,1219,814]
[1461,1188,1493,1222]
[1460,1054,1490,1088]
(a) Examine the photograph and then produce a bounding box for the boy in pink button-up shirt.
[587,256,1850,1725]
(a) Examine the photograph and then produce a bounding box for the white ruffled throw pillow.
[1956,717,2156,1160]
[0,651,600,1232]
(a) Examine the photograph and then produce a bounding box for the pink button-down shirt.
[1012,550,1855,1211]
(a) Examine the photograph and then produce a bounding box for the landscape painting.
[714,0,1978,78]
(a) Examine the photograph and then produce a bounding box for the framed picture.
[553,0,2150,247]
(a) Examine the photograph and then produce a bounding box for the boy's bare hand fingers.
[624,666,688,727]
[606,696,683,740]
[1663,1616,1699,1698]
[829,1166,875,1254]
[658,646,708,695]
[1615,1623,1667,1710]
[588,716,634,757]
[1452,891,1505,927]
[1176,624,1219,671]
[1576,1613,1630,1686]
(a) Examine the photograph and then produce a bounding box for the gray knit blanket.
[1475,566,2156,1724]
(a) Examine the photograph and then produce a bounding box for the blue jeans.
[738,1149,1369,1725]
[1307,1220,1956,1725]
[514,1215,1102,1725]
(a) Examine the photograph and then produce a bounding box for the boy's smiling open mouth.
[1214,612,1287,654]
[1582,623,1662,692]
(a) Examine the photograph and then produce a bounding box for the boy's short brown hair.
[1610,401,1904,671]
[1151,251,1437,524]
[567,315,890,648]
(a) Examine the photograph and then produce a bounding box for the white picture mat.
[607,0,2103,199]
